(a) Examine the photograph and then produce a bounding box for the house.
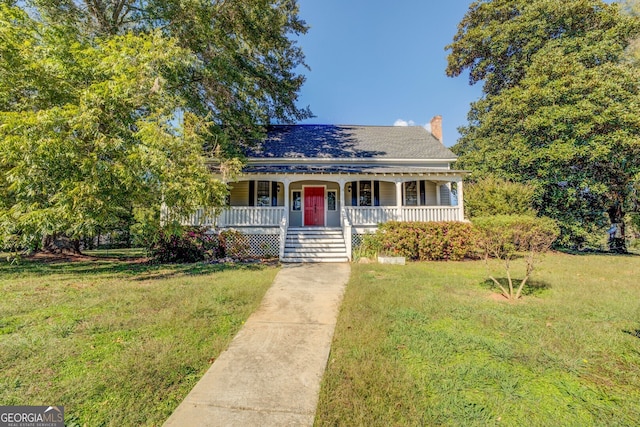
[180,116,468,262]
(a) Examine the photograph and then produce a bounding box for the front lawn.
[315,253,640,426]
[0,255,277,426]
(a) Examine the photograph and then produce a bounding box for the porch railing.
[181,207,286,227]
[344,206,461,225]
[344,207,398,225]
[400,207,460,222]
[217,207,285,227]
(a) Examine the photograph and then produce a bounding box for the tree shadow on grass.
[0,257,274,281]
[623,329,640,339]
[479,277,552,297]
[557,248,640,257]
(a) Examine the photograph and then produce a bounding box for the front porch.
[182,176,464,227]
[177,174,465,261]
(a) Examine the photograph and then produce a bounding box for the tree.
[0,6,225,252]
[31,0,312,152]
[1,0,311,254]
[464,176,537,218]
[620,0,640,65]
[447,0,640,250]
[474,215,560,301]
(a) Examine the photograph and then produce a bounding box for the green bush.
[464,176,537,218]
[150,227,220,263]
[364,221,478,261]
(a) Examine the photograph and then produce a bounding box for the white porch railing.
[217,207,285,227]
[181,207,286,227]
[400,206,460,222]
[344,207,398,225]
[181,206,460,228]
[344,206,461,225]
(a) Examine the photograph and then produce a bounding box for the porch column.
[338,179,346,226]
[282,179,291,224]
[395,181,403,221]
[456,178,465,221]
[435,182,441,206]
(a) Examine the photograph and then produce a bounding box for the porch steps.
[282,227,349,263]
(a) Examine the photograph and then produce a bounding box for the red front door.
[304,187,325,226]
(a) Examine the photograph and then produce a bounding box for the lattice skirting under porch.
[219,229,280,258]
[352,233,365,251]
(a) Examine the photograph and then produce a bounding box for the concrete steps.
[282,227,349,263]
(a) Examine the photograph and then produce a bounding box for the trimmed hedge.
[365,221,478,261]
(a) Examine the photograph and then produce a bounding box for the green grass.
[0,255,277,426]
[315,253,640,426]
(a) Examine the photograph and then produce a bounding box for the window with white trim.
[292,190,301,211]
[327,190,337,211]
[256,181,271,207]
[359,181,372,206]
[404,181,418,206]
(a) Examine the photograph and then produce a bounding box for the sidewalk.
[164,262,350,426]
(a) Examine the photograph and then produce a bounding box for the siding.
[379,181,396,206]
[230,181,250,206]
[424,181,438,206]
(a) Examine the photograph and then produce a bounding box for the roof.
[246,125,457,160]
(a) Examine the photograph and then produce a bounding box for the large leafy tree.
[0,5,226,251]
[32,0,312,151]
[447,0,640,250]
[1,0,310,253]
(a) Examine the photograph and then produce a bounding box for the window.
[327,190,337,211]
[256,181,270,207]
[292,190,301,211]
[359,181,372,206]
[404,181,418,206]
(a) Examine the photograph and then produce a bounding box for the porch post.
[395,181,403,221]
[435,182,441,206]
[456,178,465,221]
[339,179,346,226]
[283,179,291,224]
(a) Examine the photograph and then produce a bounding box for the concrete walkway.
[164,263,351,427]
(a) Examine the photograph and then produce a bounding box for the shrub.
[366,221,478,261]
[473,215,560,300]
[465,176,537,218]
[150,227,219,263]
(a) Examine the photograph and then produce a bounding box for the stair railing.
[279,214,288,261]
[341,208,352,262]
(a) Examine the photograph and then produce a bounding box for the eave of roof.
[214,164,469,176]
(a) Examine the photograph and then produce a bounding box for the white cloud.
[394,118,432,133]
[393,119,415,127]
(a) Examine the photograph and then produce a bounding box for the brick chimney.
[430,115,443,142]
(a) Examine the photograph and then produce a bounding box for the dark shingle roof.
[246,125,456,160]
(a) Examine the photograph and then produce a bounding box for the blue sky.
[295,1,483,147]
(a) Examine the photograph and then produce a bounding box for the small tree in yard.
[474,215,560,301]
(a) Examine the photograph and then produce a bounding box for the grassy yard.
[0,253,277,426]
[315,253,640,426]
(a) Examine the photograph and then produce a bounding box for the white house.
[179,116,468,262]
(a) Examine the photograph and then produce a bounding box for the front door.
[304,187,325,226]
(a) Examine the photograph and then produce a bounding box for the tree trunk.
[40,234,83,255]
[607,204,627,254]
